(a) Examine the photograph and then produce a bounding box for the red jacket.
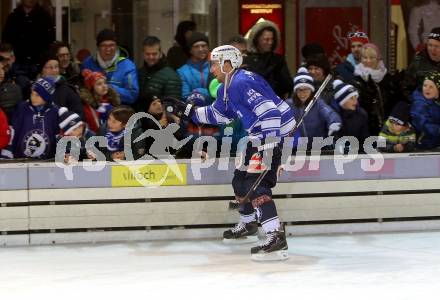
[0,108,11,149]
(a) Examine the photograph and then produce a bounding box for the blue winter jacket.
[292,98,342,149]
[177,60,211,101]
[192,69,296,141]
[6,101,60,159]
[81,51,139,105]
[410,89,440,149]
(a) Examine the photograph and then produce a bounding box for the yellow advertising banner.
[111,163,187,187]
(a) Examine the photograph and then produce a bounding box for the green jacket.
[136,57,182,111]
[403,49,440,102]
[379,119,416,152]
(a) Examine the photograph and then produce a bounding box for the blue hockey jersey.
[5,101,60,159]
[192,69,295,140]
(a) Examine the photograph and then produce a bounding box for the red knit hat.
[348,30,369,45]
[82,69,106,90]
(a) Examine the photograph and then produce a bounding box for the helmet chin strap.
[221,61,236,103]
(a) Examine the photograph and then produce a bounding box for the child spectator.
[3,77,60,159]
[141,95,186,158]
[291,67,341,150]
[331,79,369,153]
[379,101,416,153]
[410,71,440,149]
[97,105,145,161]
[58,107,94,163]
[80,69,120,133]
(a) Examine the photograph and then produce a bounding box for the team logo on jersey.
[23,130,49,157]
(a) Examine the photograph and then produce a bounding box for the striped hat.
[59,107,84,136]
[293,67,315,92]
[333,79,359,107]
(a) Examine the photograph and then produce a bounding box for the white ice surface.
[1,231,440,300]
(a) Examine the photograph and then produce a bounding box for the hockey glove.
[162,96,196,120]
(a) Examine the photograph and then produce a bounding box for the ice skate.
[223,221,258,244]
[251,230,289,261]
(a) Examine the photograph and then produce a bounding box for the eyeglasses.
[347,31,368,39]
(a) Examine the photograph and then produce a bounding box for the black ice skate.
[223,221,258,244]
[251,231,289,261]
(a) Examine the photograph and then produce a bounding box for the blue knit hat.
[293,67,315,92]
[32,77,56,103]
[332,79,359,107]
[58,107,84,136]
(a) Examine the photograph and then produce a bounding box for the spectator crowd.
[1,0,440,163]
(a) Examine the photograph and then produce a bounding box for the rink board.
[1,154,440,245]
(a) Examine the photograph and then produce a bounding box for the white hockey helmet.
[210,45,243,73]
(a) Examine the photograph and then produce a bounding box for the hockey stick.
[229,73,333,209]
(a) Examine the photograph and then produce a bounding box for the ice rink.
[1,230,440,300]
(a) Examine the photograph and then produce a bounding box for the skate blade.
[251,249,289,261]
[223,235,259,245]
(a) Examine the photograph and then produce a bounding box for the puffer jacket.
[177,60,211,101]
[136,56,182,110]
[402,49,440,102]
[82,48,139,105]
[410,89,440,149]
[292,98,341,149]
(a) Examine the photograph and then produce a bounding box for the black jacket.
[53,77,84,120]
[2,4,55,69]
[350,73,398,136]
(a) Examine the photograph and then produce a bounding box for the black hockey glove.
[162,96,196,120]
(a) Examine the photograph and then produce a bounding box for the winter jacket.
[378,119,416,152]
[53,77,84,120]
[331,100,370,153]
[292,98,341,149]
[350,72,398,136]
[96,123,146,161]
[245,20,293,99]
[80,86,120,133]
[136,56,182,111]
[2,4,55,70]
[3,101,60,159]
[81,49,139,105]
[0,80,23,120]
[177,60,211,101]
[402,49,440,102]
[61,62,82,89]
[0,108,10,149]
[410,89,440,149]
[191,69,296,140]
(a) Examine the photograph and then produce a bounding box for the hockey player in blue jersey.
[167,45,295,261]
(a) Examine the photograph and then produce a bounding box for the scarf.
[354,61,387,83]
[96,49,120,70]
[105,129,124,152]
